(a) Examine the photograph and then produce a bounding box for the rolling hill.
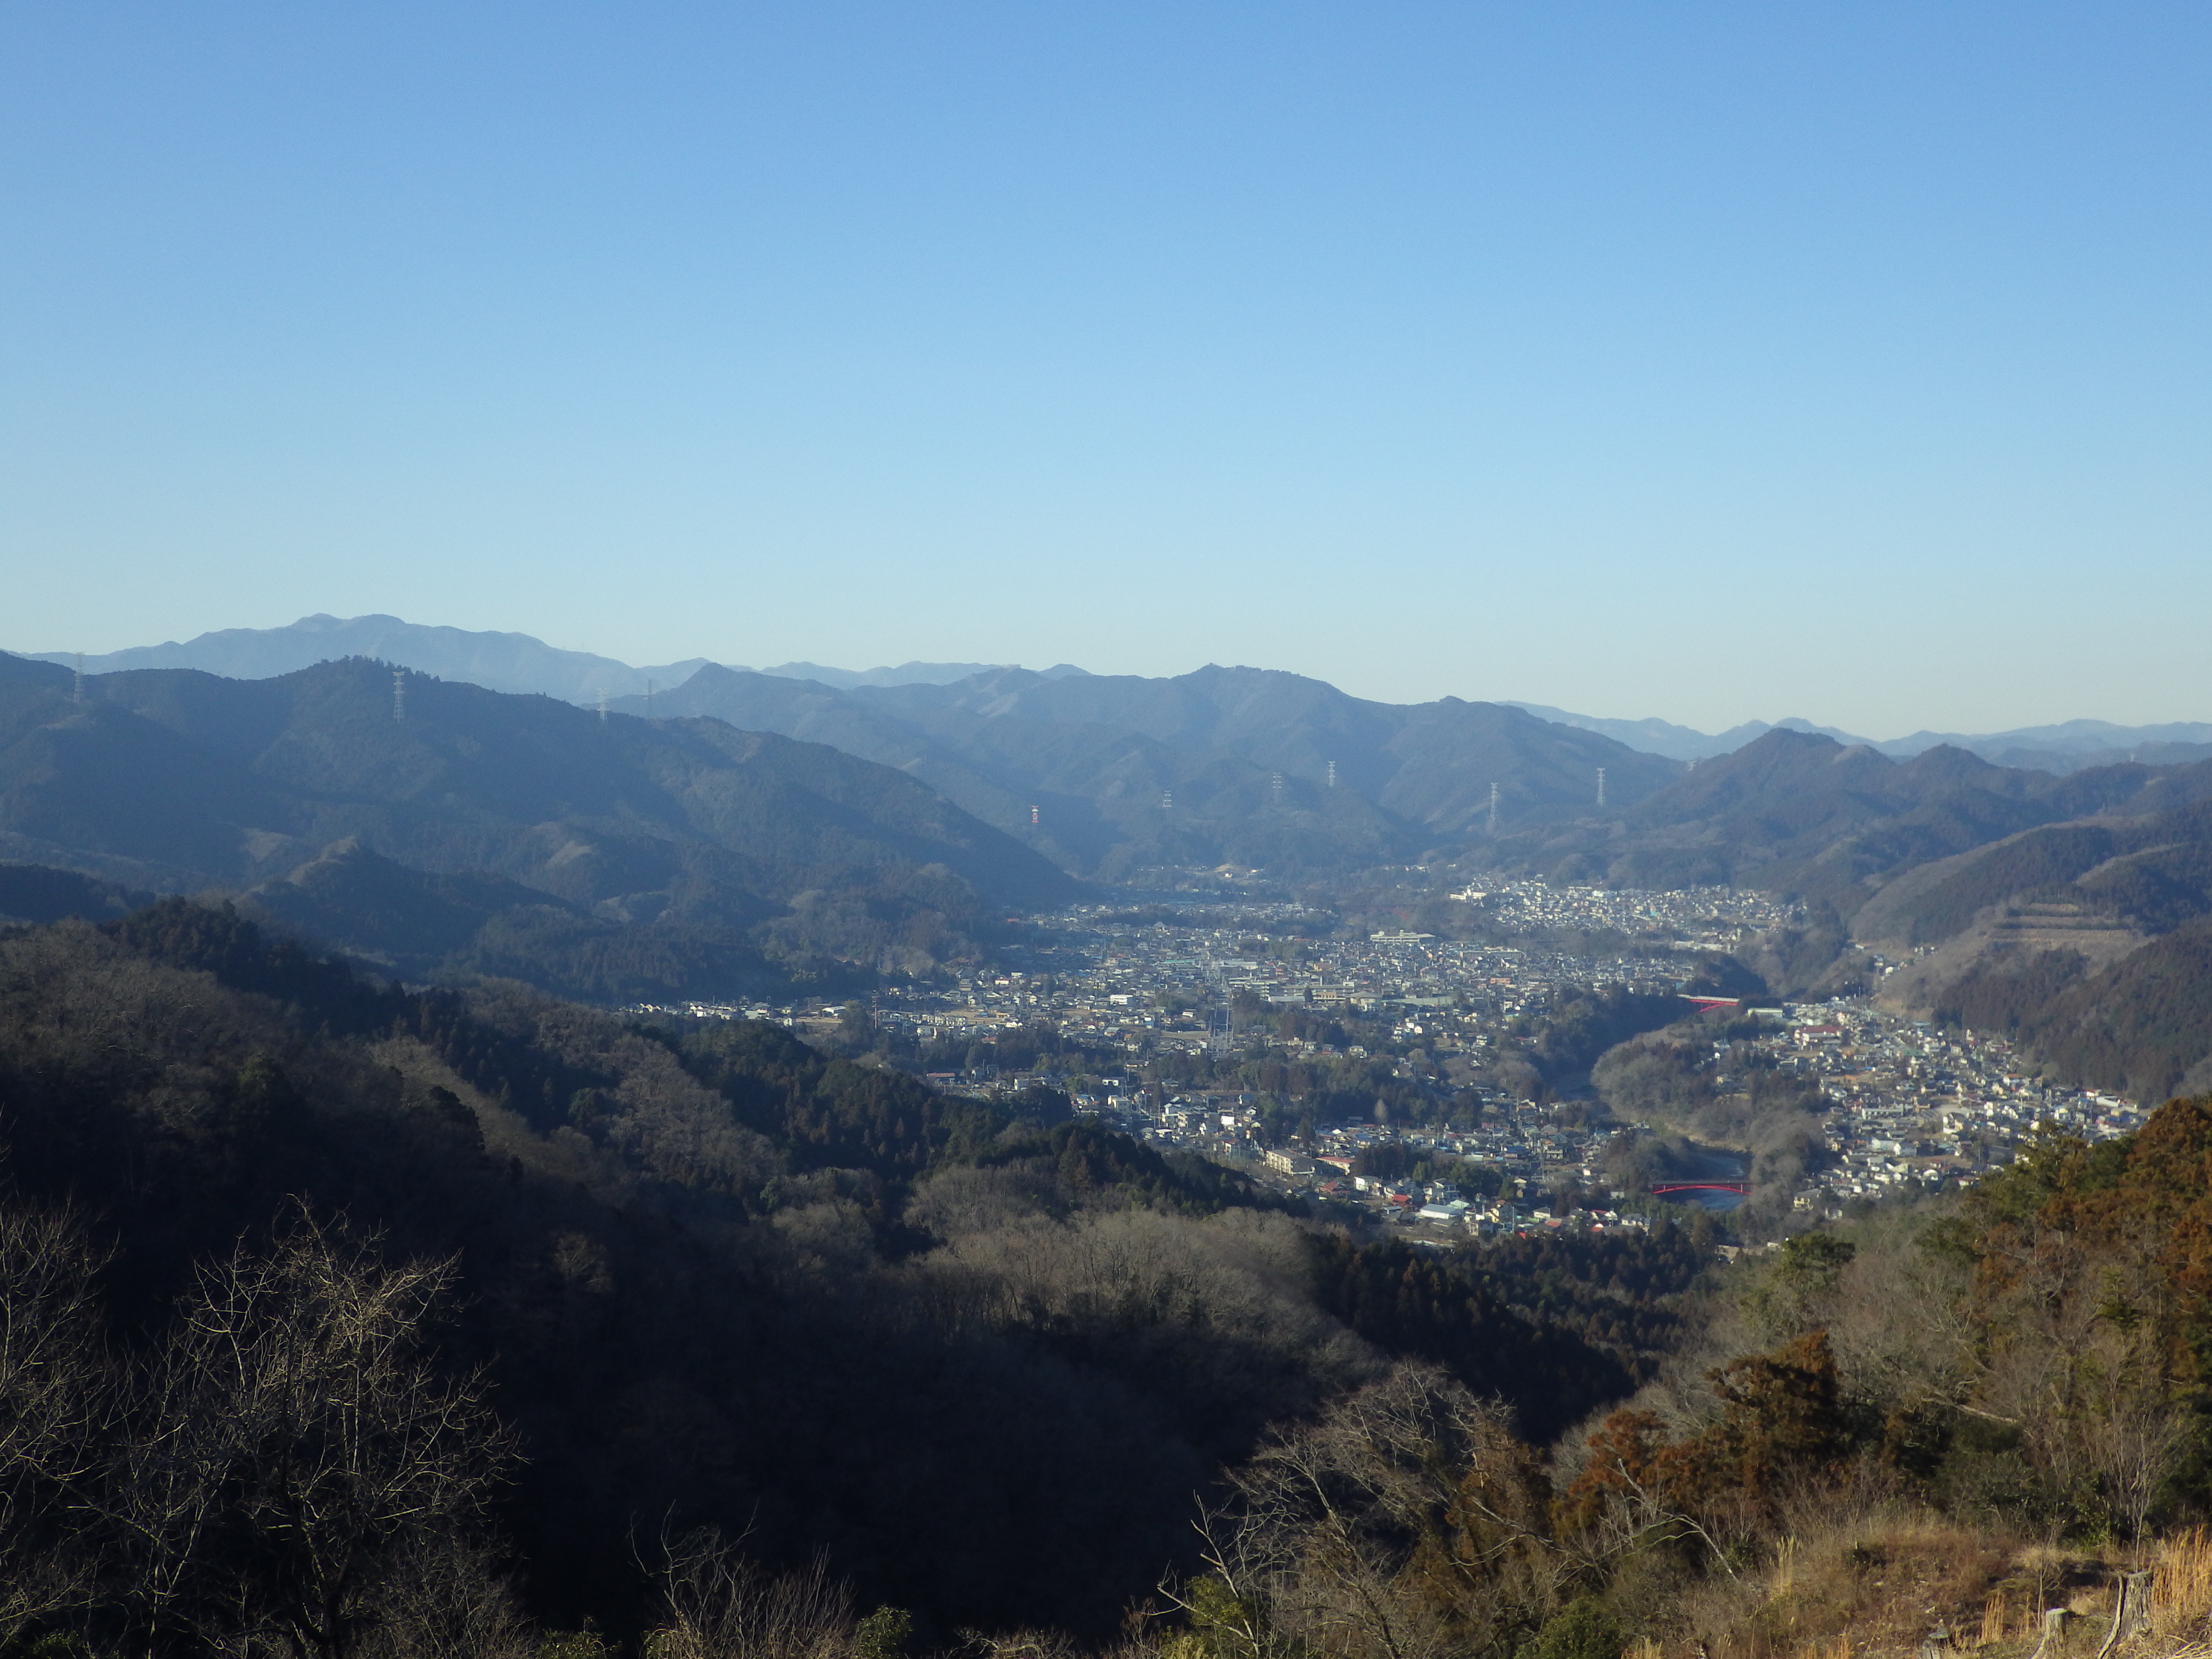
[625,663,1681,877]
[1492,727,2212,899]
[0,651,1074,998]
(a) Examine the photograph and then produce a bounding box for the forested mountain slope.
[1489,727,2212,901]
[631,663,1679,876]
[0,651,1074,997]
[0,900,1667,1653]
[17,897,2212,1657]
[1455,731,2212,1099]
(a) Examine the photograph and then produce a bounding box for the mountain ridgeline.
[617,662,1681,877]
[0,651,1073,999]
[1498,726,2212,902]
[15,642,2212,1096]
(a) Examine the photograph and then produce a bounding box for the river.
[1668,1146,1749,1211]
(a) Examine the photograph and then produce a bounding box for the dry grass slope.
[1622,1526,2212,1659]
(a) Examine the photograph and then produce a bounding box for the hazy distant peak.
[1504,700,2212,774]
[758,660,1023,689]
[1504,702,1771,760]
[1771,716,1877,745]
[16,613,710,706]
[8,615,1094,706]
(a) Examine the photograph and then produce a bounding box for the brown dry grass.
[2146,1527,2212,1651]
[1647,1515,2016,1658]
[1611,1525,2212,1659]
[1617,1526,2212,1659]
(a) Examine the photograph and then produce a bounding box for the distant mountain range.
[21,615,2207,775]
[1513,702,2212,773]
[18,614,1045,704]
[12,628,2212,1093]
[0,651,1072,1000]
[1500,726,2212,899]
[618,663,1681,878]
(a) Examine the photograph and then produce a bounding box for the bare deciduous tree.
[106,1209,514,1659]
[645,1527,852,1659]
[0,1202,112,1640]
[1161,1364,1567,1659]
[353,1536,534,1659]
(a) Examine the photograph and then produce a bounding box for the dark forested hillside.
[0,651,1075,996]
[0,899,1666,1656]
[0,861,148,925]
[18,905,2212,1657]
[1852,799,2212,950]
[1931,918,2212,1100]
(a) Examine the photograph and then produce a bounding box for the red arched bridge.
[1648,1181,1750,1196]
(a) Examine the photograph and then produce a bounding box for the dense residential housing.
[637,876,2141,1240]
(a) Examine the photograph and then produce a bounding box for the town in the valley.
[639,873,2147,1243]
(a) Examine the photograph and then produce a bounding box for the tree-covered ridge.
[0,898,1691,1654]
[0,653,1076,998]
[634,662,1684,878]
[1934,916,2212,1100]
[1307,1236,1637,1444]
[1948,1096,2212,1439]
[19,894,2212,1654]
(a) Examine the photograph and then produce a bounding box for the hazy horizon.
[12,609,2206,747]
[7,3,2209,735]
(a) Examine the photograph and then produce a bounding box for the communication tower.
[597,689,608,723]
[646,678,655,721]
[1596,767,1607,808]
[1030,805,1040,826]
[1326,760,1336,789]
[1271,771,1284,804]
[1161,788,1174,811]
[72,653,84,707]
[1487,781,1500,836]
[392,670,407,724]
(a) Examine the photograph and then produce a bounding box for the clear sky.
[4,2,2207,737]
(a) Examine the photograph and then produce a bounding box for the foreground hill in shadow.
[0,900,1662,1648]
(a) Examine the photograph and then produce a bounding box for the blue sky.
[4,2,2207,735]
